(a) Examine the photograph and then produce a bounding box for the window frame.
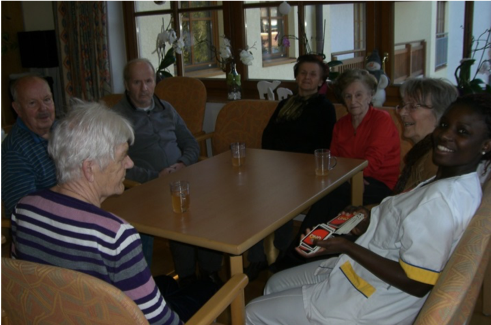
[122,1,476,104]
[260,7,288,62]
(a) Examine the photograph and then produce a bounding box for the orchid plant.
[455,28,491,94]
[199,36,256,72]
[154,18,185,78]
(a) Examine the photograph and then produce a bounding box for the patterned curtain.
[53,1,111,106]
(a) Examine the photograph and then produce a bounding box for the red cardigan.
[331,106,400,190]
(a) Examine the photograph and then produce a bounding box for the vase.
[227,63,242,100]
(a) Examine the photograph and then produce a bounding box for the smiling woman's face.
[432,103,491,176]
[295,62,324,97]
[398,95,437,144]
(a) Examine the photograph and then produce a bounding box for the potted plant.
[454,28,491,95]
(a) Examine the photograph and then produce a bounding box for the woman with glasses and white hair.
[393,77,459,193]
[10,100,217,325]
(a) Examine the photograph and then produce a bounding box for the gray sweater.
[113,94,199,183]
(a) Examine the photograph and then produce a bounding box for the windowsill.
[262,57,297,68]
[185,68,225,79]
[435,64,447,72]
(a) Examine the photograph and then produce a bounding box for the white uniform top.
[303,172,482,325]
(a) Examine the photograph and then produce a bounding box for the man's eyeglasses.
[396,102,432,112]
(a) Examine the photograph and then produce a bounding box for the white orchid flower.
[220,45,232,60]
[223,37,231,47]
[167,30,177,45]
[173,37,185,55]
[239,49,254,65]
[157,32,167,48]
[479,60,491,74]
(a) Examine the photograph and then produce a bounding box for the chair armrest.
[185,273,248,325]
[2,218,11,229]
[195,132,215,160]
[195,132,214,143]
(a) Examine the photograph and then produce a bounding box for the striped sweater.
[1,119,57,217]
[11,189,182,325]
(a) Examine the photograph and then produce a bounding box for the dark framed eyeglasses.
[396,102,433,112]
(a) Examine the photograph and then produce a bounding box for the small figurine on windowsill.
[366,50,389,107]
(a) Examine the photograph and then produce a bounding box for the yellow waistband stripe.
[340,261,376,298]
[400,259,440,285]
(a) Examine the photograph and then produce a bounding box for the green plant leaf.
[470,78,485,86]
[158,48,176,71]
[160,71,174,79]
[327,60,343,68]
[328,72,340,80]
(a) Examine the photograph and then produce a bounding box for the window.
[260,7,287,61]
[124,1,373,100]
[181,4,219,72]
[435,1,448,69]
[127,2,366,80]
[130,1,225,77]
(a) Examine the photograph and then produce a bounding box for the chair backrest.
[100,93,124,108]
[211,100,278,155]
[1,258,149,325]
[154,76,207,136]
[414,179,491,325]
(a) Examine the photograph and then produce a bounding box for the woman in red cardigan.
[274,69,401,270]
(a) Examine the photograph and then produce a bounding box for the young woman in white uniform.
[246,93,491,325]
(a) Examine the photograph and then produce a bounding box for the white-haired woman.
[11,100,217,325]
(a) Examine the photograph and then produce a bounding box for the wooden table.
[102,149,367,324]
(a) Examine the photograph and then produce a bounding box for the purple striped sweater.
[11,189,182,325]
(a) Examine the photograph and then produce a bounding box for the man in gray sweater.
[113,58,223,287]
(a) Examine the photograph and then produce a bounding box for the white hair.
[48,99,134,184]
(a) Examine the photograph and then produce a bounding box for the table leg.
[351,171,364,206]
[229,255,246,325]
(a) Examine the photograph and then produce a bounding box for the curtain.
[53,1,111,106]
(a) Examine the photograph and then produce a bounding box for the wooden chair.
[2,257,148,325]
[154,77,207,136]
[100,93,124,108]
[2,257,248,325]
[154,77,208,157]
[196,99,278,158]
[413,179,491,324]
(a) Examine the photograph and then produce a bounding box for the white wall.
[22,1,54,30]
[22,1,128,95]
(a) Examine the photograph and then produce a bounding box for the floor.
[2,227,489,324]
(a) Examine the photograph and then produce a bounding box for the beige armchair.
[196,99,278,159]
[2,257,248,325]
[413,179,491,324]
